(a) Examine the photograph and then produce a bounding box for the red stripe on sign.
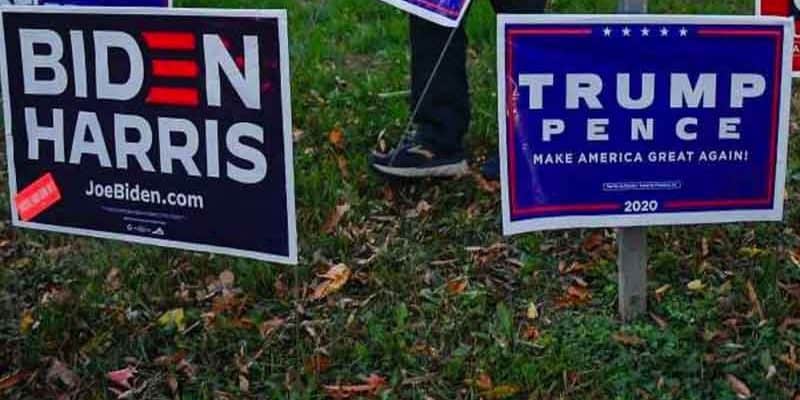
[760,0,790,15]
[152,60,199,78]
[15,173,61,221]
[146,87,200,106]
[142,32,196,50]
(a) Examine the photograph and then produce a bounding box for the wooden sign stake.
[617,0,648,322]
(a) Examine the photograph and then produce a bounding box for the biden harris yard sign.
[378,0,470,27]
[498,15,793,235]
[0,7,297,264]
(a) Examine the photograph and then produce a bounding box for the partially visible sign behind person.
[498,15,793,234]
[0,8,298,264]
[758,0,800,77]
[377,0,470,27]
[39,0,170,5]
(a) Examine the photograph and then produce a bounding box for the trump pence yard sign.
[378,0,470,27]
[498,15,793,234]
[0,7,297,264]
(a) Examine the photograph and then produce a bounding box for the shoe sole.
[372,161,469,178]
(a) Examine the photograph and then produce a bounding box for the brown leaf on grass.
[46,359,79,389]
[321,202,350,234]
[304,354,331,375]
[650,313,669,329]
[219,270,235,289]
[323,373,387,399]
[558,261,586,275]
[654,284,671,302]
[105,267,122,291]
[106,367,136,390]
[472,172,500,193]
[745,280,765,321]
[328,127,345,150]
[612,332,645,347]
[19,310,35,334]
[555,284,592,308]
[336,155,350,178]
[311,264,351,300]
[725,374,751,399]
[260,317,286,338]
[779,317,800,333]
[292,127,305,142]
[522,326,541,341]
[582,232,604,253]
[0,370,32,392]
[475,373,493,391]
[484,385,521,400]
[446,278,468,295]
[780,354,800,371]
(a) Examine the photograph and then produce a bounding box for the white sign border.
[0,6,298,264]
[378,0,471,28]
[497,14,794,236]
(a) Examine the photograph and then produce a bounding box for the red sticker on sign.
[14,173,62,222]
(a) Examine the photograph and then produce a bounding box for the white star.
[660,27,669,36]
[603,27,612,36]
[680,27,688,37]
[641,27,650,36]
[622,27,631,37]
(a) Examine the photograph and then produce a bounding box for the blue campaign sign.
[378,0,470,27]
[38,0,170,5]
[0,7,297,263]
[498,15,794,234]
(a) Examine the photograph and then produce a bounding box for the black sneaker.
[370,139,468,178]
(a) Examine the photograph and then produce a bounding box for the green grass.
[3,0,800,398]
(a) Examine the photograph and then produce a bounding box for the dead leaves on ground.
[323,373,387,399]
[466,373,521,400]
[311,263,352,301]
[322,202,351,234]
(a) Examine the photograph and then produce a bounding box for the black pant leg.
[490,0,547,12]
[409,15,469,155]
[408,0,546,155]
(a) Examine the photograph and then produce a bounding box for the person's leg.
[370,15,470,177]
[410,15,470,156]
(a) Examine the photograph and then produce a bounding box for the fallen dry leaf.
[612,332,645,347]
[446,278,468,295]
[328,127,345,150]
[0,370,32,392]
[19,310,34,334]
[321,202,350,234]
[219,270,235,288]
[526,302,539,320]
[687,279,706,292]
[46,359,79,389]
[106,366,137,390]
[745,280,765,321]
[311,264,351,300]
[304,354,331,375]
[260,317,286,338]
[158,308,186,331]
[484,384,521,400]
[522,326,541,341]
[292,127,305,142]
[726,374,751,399]
[336,155,349,178]
[105,267,122,291]
[323,373,387,399]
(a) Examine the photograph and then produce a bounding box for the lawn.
[2,0,800,398]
